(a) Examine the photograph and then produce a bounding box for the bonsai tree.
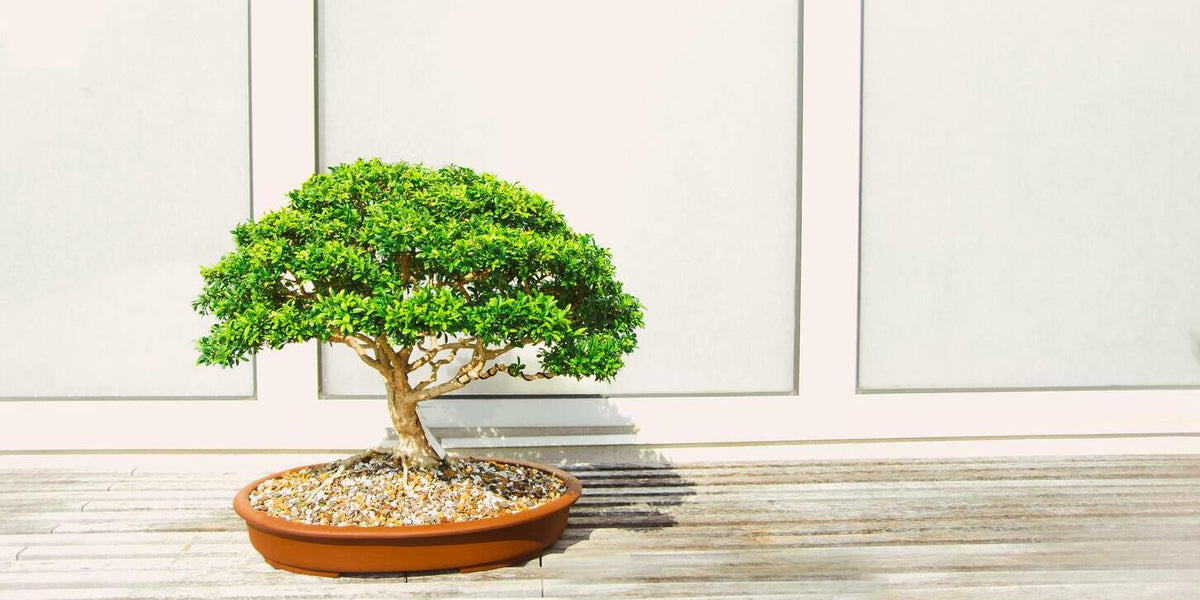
[194,159,644,465]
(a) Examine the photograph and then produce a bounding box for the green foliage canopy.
[194,159,644,384]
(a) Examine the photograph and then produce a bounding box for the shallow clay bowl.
[233,457,581,577]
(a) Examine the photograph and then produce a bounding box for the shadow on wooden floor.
[546,460,693,557]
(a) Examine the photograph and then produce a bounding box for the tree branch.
[408,337,553,400]
[408,338,476,370]
[411,348,462,391]
[331,334,388,377]
[370,334,394,375]
[475,363,556,382]
[375,334,401,372]
[445,269,491,299]
[413,342,515,399]
[399,253,412,284]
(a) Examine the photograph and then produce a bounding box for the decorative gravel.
[249,454,569,527]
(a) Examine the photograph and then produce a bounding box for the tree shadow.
[462,445,694,559]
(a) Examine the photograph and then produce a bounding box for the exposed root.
[304,447,446,505]
[401,454,409,491]
[387,444,441,469]
[304,448,386,503]
[336,447,386,468]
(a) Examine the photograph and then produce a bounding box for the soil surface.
[249,454,568,527]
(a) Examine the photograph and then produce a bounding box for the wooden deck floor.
[1,454,1198,598]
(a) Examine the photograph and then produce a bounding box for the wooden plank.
[48,518,243,535]
[871,583,1200,600]
[0,580,540,600]
[564,468,1200,486]
[548,525,1200,553]
[565,513,1200,533]
[565,456,1200,471]
[0,555,542,587]
[0,532,246,547]
[0,499,90,513]
[0,453,343,474]
[568,500,1200,521]
[540,540,1200,572]
[878,569,1200,590]
[7,509,234,524]
[0,482,116,495]
[0,490,234,504]
[545,571,1200,598]
[16,542,247,561]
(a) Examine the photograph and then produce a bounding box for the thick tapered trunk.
[385,384,440,466]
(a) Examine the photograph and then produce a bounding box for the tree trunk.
[385,384,440,466]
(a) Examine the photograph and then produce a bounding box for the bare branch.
[484,344,515,361]
[414,342,531,399]
[462,270,490,283]
[331,334,388,378]
[343,337,377,365]
[474,363,556,382]
[399,253,412,284]
[371,336,393,373]
[412,351,460,391]
[408,338,476,370]
[375,334,399,366]
[445,269,491,299]
[415,377,469,401]
[396,345,412,376]
[515,370,555,381]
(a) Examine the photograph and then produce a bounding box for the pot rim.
[233,456,581,541]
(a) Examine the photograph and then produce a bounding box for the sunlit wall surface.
[859,0,1200,390]
[0,0,253,397]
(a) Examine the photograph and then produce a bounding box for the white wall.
[316,0,800,397]
[0,0,253,397]
[859,0,1200,391]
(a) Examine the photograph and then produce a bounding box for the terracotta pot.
[232,457,581,577]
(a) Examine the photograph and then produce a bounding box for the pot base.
[263,552,538,577]
[264,557,340,578]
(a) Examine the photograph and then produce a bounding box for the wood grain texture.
[0,454,1198,598]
